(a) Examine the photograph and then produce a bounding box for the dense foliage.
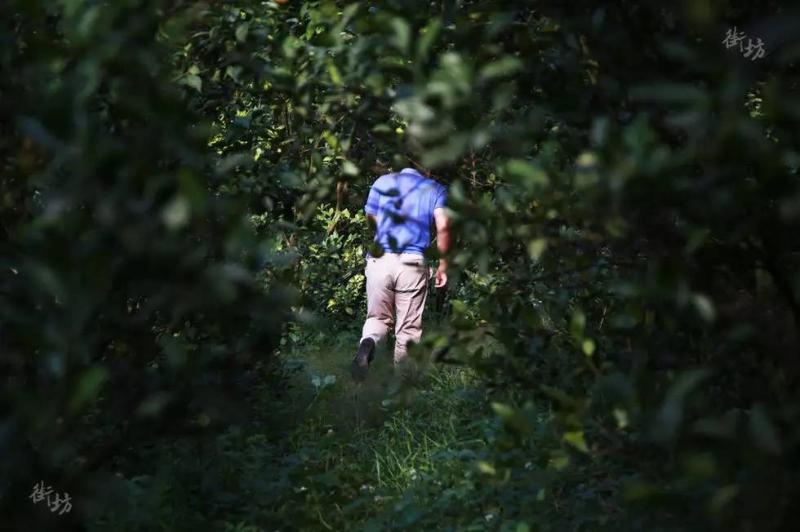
[2,0,799,530]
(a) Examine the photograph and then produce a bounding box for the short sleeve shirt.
[365,168,447,256]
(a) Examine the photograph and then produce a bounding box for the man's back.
[354,165,451,373]
[364,167,447,255]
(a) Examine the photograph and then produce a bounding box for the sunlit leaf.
[563,430,589,453]
[68,367,108,414]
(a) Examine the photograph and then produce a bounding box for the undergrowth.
[89,327,653,531]
[87,330,499,531]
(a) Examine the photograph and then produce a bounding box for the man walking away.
[352,165,450,379]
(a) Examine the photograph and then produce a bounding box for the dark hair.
[428,161,457,183]
[399,140,458,182]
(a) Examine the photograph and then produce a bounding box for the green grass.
[88,327,643,531]
[275,332,492,529]
[88,328,494,531]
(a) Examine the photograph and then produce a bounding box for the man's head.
[392,146,456,183]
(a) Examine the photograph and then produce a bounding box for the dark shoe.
[351,338,376,381]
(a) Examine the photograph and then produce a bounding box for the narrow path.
[247,332,490,530]
[278,333,405,430]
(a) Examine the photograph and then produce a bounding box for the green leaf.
[417,19,442,61]
[181,74,202,93]
[582,338,596,357]
[652,369,712,443]
[710,485,739,516]
[548,450,570,470]
[476,461,497,475]
[69,367,108,413]
[563,430,589,453]
[327,63,343,86]
[574,151,600,189]
[624,480,661,501]
[491,402,514,420]
[390,17,411,53]
[178,169,206,210]
[342,160,360,176]
[372,124,393,134]
[613,407,629,429]
[225,65,243,82]
[570,309,586,342]
[479,56,522,81]
[235,22,249,43]
[421,134,470,167]
[282,35,300,59]
[540,385,578,408]
[162,196,190,230]
[505,159,549,189]
[527,238,547,261]
[692,293,716,322]
[323,130,338,149]
[491,402,533,435]
[334,3,360,34]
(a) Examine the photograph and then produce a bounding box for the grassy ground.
[243,332,632,531]
[86,323,723,531]
[270,332,493,530]
[89,329,495,531]
[87,326,647,531]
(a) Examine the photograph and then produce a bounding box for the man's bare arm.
[433,207,450,288]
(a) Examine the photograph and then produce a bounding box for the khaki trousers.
[361,253,429,362]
